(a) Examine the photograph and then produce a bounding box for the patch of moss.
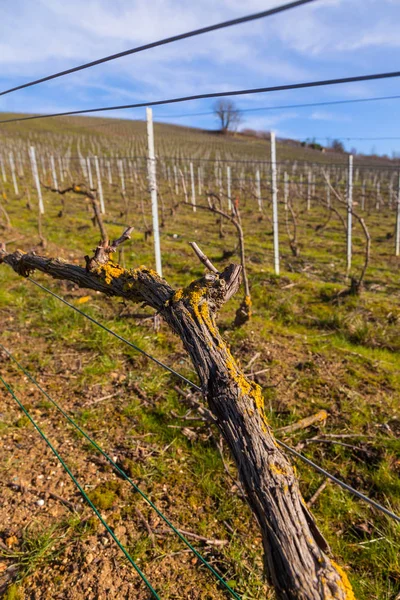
[2,584,21,600]
[87,480,122,510]
[15,416,30,428]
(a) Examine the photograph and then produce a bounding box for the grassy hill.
[0,112,399,600]
[1,112,398,167]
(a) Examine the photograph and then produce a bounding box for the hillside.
[1,112,398,167]
[0,112,399,600]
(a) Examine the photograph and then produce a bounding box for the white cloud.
[241,111,299,132]
[309,110,350,122]
[0,0,399,122]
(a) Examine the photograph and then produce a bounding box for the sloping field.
[0,115,399,600]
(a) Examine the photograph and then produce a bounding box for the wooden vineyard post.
[198,166,202,196]
[94,156,105,214]
[86,157,94,190]
[29,146,44,214]
[9,152,19,196]
[50,155,58,190]
[347,154,353,274]
[376,180,381,211]
[118,159,126,196]
[146,107,162,277]
[284,171,289,211]
[78,151,86,181]
[107,160,112,186]
[189,162,196,212]
[58,157,64,183]
[0,154,6,183]
[173,165,179,196]
[361,178,366,211]
[396,171,400,257]
[307,168,311,211]
[256,169,262,211]
[227,166,232,212]
[17,151,25,179]
[40,154,47,181]
[270,132,280,275]
[389,174,394,210]
[326,170,331,207]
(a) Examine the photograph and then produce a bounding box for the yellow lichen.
[173,288,184,302]
[198,301,218,337]
[93,262,162,289]
[186,285,206,321]
[177,281,219,337]
[270,463,288,477]
[330,561,356,600]
[224,346,268,429]
[95,261,126,285]
[167,279,269,430]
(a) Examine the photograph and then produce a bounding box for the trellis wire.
[23,278,400,524]
[28,278,201,392]
[0,374,161,600]
[0,343,241,599]
[0,0,318,98]
[2,70,400,124]
[277,440,400,524]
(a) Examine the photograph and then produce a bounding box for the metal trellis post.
[347,154,353,274]
[271,132,280,275]
[146,107,162,277]
[29,146,44,214]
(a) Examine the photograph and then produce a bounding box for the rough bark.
[192,194,252,327]
[0,242,355,600]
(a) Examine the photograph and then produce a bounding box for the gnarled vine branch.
[0,237,355,600]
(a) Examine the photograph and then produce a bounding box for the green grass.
[0,116,399,599]
[0,522,66,582]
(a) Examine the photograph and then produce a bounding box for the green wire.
[0,344,241,600]
[0,374,160,600]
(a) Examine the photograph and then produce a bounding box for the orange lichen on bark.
[330,561,356,600]
[94,261,163,288]
[180,281,219,337]
[94,261,126,285]
[270,463,289,477]
[172,288,184,302]
[224,348,268,429]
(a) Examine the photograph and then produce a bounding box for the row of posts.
[145,109,400,277]
[2,110,400,273]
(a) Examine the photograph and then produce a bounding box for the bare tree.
[330,139,345,153]
[214,100,241,134]
[0,235,356,600]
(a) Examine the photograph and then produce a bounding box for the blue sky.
[1,0,400,156]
